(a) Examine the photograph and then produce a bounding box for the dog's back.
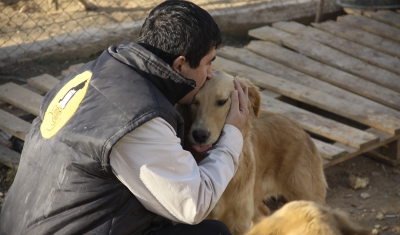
[251,110,327,220]
[247,200,371,235]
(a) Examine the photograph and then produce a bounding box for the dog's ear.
[175,104,192,129]
[236,76,261,117]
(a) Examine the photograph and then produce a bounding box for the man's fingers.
[230,90,239,111]
[226,79,250,132]
[242,86,249,111]
[234,79,249,112]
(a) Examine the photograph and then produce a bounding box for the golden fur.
[247,200,371,235]
[177,70,328,235]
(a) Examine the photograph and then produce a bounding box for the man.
[0,1,249,234]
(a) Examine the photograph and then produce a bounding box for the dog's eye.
[216,99,228,106]
[192,101,200,106]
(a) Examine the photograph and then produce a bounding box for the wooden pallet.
[214,10,400,168]
[0,11,399,169]
[0,64,83,169]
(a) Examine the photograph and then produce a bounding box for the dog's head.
[181,70,261,153]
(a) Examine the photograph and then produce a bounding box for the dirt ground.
[324,155,400,235]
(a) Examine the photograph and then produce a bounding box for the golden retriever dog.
[246,200,371,235]
[177,70,328,235]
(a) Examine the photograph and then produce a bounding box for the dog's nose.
[192,129,210,144]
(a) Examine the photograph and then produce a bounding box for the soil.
[324,155,400,235]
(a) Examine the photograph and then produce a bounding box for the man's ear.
[172,56,187,73]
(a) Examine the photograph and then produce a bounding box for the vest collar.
[108,41,196,104]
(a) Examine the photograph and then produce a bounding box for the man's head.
[138,0,221,68]
[138,0,221,104]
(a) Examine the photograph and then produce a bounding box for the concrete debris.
[375,212,385,220]
[360,192,371,199]
[349,174,370,190]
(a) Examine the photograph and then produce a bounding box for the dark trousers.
[151,220,232,235]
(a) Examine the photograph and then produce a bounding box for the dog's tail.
[332,209,372,235]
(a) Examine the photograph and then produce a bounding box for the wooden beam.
[364,10,400,28]
[272,21,307,34]
[260,93,378,149]
[325,134,399,168]
[213,56,400,135]
[0,83,43,116]
[301,27,400,75]
[248,26,291,45]
[0,109,31,141]
[281,34,400,93]
[28,74,60,93]
[219,45,400,118]
[312,138,348,160]
[338,15,400,43]
[312,21,400,58]
[0,145,20,168]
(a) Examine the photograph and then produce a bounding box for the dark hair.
[138,0,221,68]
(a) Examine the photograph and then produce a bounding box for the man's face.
[177,48,216,105]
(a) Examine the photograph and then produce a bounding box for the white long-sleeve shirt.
[110,117,243,224]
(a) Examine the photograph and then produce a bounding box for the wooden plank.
[62,69,73,77]
[22,83,46,95]
[312,20,400,58]
[61,63,85,77]
[259,89,282,99]
[338,15,400,43]
[0,83,43,116]
[250,23,400,77]
[0,109,31,141]
[281,34,400,93]
[343,8,364,15]
[0,83,47,109]
[365,128,392,142]
[220,44,400,117]
[69,63,85,71]
[271,21,307,34]
[300,27,400,75]
[312,138,348,160]
[327,134,399,168]
[365,151,398,166]
[213,56,400,135]
[364,10,400,28]
[259,92,378,149]
[248,26,291,44]
[28,74,60,93]
[0,145,20,168]
[366,128,400,162]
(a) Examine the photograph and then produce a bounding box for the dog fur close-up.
[246,200,372,235]
[177,70,328,235]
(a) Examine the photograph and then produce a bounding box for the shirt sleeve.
[110,117,243,224]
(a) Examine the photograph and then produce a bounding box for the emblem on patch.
[40,71,92,138]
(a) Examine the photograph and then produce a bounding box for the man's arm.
[110,117,243,224]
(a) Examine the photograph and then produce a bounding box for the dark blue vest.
[0,42,195,235]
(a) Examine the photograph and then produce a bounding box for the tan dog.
[177,70,327,235]
[247,200,371,235]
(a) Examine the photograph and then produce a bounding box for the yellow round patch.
[41,71,92,139]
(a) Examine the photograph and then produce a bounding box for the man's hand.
[225,78,249,131]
